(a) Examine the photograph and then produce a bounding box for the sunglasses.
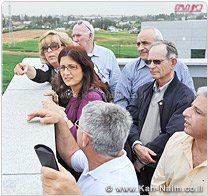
[42,42,64,53]
[75,21,92,32]
[145,59,165,65]
[57,64,81,72]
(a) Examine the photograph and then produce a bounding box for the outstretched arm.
[27,109,79,166]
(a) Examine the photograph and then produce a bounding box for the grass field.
[3,30,138,57]
[2,54,39,93]
[2,30,139,93]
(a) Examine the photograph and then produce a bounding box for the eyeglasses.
[75,120,94,138]
[145,59,165,65]
[42,42,64,53]
[75,21,92,32]
[57,64,81,72]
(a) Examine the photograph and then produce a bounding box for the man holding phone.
[28,101,139,195]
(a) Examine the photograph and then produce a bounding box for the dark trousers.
[137,166,155,195]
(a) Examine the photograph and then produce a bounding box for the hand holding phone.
[34,144,59,171]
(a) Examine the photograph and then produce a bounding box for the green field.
[3,30,138,57]
[3,38,40,52]
[2,54,39,93]
[2,30,139,94]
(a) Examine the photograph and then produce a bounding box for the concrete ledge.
[2,58,55,195]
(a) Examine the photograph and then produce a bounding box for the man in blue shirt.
[114,27,196,108]
[72,20,121,95]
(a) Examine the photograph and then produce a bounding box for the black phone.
[34,144,59,171]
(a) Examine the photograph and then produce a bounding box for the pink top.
[65,90,107,140]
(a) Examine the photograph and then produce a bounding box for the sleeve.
[150,141,167,195]
[108,53,121,95]
[31,65,51,83]
[114,64,132,108]
[146,92,195,159]
[71,150,88,172]
[175,61,196,95]
[127,90,141,147]
[69,125,77,141]
[76,91,106,120]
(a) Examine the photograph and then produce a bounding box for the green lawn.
[2,54,39,94]
[3,31,138,58]
[2,30,139,93]
[3,38,40,52]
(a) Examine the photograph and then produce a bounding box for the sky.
[2,0,207,17]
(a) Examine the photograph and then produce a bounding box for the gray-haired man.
[127,41,195,194]
[28,101,139,195]
[72,20,121,95]
[114,27,196,108]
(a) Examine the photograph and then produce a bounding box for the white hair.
[142,26,163,41]
[79,101,132,157]
[197,86,207,97]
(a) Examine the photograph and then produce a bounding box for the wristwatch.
[64,115,69,123]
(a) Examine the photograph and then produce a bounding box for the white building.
[141,20,207,58]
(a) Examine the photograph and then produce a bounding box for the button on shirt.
[88,43,121,95]
[71,150,139,195]
[150,132,207,195]
[114,57,196,108]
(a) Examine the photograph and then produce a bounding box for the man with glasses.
[72,20,121,95]
[114,27,196,108]
[28,101,139,195]
[127,41,195,194]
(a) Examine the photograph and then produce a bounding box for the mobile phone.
[34,144,59,171]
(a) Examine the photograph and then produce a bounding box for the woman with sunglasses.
[14,30,74,106]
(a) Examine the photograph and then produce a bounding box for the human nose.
[64,67,71,74]
[47,47,52,52]
[183,107,192,118]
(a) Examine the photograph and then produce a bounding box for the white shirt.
[71,149,139,195]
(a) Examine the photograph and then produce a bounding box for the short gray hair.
[79,101,132,157]
[197,86,207,97]
[151,40,178,59]
[142,26,163,41]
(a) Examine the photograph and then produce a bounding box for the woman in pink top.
[43,45,110,139]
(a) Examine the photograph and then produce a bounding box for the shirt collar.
[153,77,174,93]
[181,134,207,168]
[137,58,148,70]
[88,43,99,58]
[86,150,128,180]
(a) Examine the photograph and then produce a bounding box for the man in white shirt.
[28,101,139,195]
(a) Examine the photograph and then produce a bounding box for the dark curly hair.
[51,45,111,106]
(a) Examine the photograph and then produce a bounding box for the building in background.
[141,20,207,58]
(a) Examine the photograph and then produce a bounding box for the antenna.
[8,3,15,48]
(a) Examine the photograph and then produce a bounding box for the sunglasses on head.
[42,42,64,53]
[75,21,92,32]
[145,59,165,65]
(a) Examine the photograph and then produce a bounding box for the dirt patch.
[2,29,66,44]
[2,50,39,56]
